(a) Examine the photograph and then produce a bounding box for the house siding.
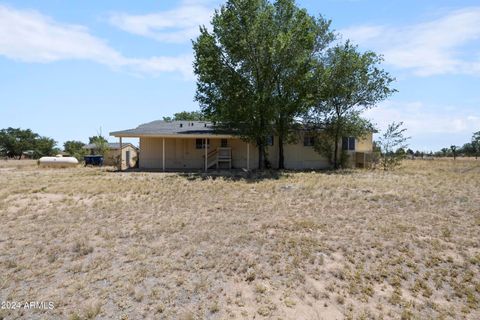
[355,132,373,152]
[140,137,262,170]
[138,134,337,170]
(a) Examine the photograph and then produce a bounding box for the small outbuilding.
[83,143,138,168]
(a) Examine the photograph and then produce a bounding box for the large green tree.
[194,0,277,169]
[0,128,56,159]
[0,128,37,159]
[268,0,333,169]
[34,137,57,158]
[309,42,396,169]
[64,140,86,160]
[193,0,332,169]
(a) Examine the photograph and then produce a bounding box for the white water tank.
[38,155,79,168]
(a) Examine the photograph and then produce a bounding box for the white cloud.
[363,101,480,150]
[364,101,480,135]
[340,8,480,76]
[339,25,384,44]
[129,55,193,77]
[0,5,193,78]
[109,1,216,43]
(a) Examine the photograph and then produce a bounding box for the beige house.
[83,143,138,168]
[110,120,373,171]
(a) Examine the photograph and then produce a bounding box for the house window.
[342,137,355,151]
[221,139,228,147]
[196,138,210,149]
[304,136,315,147]
[266,135,274,146]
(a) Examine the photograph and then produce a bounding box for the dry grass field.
[0,159,479,319]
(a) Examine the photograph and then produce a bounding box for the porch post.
[162,138,165,172]
[247,142,250,170]
[119,137,123,170]
[204,138,208,172]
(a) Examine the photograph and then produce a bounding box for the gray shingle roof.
[110,120,223,137]
[83,143,137,150]
[111,120,375,138]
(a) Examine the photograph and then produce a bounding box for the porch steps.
[205,147,232,169]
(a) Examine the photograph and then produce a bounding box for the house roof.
[83,143,137,150]
[110,120,377,139]
[110,120,233,138]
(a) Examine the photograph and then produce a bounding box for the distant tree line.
[0,128,57,159]
[442,131,480,159]
[392,131,480,160]
[0,126,114,162]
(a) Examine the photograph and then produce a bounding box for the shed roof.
[83,142,137,150]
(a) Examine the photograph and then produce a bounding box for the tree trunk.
[278,135,284,169]
[258,143,264,170]
[333,137,339,169]
[333,110,341,170]
[333,122,340,169]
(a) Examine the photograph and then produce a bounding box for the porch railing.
[203,147,232,169]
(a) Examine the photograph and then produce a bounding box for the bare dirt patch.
[0,159,479,319]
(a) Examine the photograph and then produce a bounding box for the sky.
[0,0,479,151]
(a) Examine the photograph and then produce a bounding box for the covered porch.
[116,135,254,172]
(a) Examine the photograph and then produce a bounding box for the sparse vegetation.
[0,159,479,319]
[377,121,410,170]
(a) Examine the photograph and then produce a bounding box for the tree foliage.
[34,137,57,158]
[312,114,373,167]
[194,0,274,169]
[450,145,458,160]
[193,0,395,170]
[193,0,333,169]
[268,0,334,169]
[307,41,395,169]
[0,128,57,159]
[88,135,108,145]
[64,140,86,160]
[163,111,208,122]
[88,134,109,156]
[435,131,479,159]
[472,131,480,159]
[376,122,410,170]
